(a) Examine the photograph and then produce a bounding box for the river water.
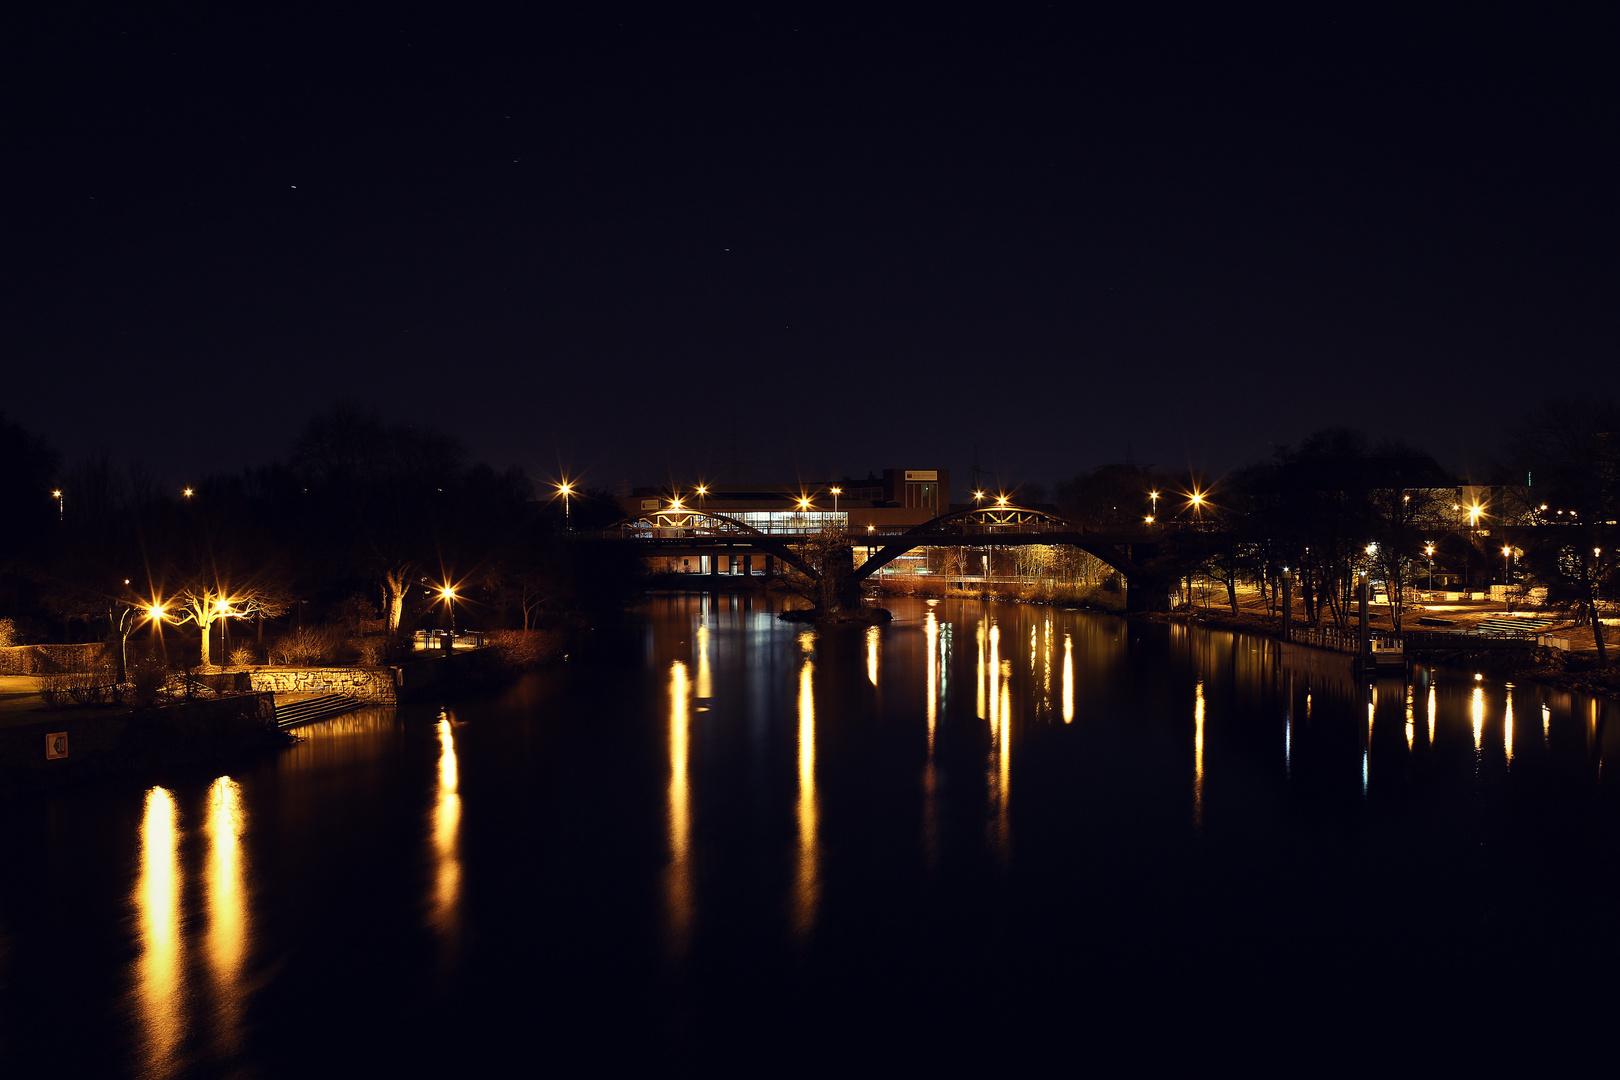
[2,594,1616,1074]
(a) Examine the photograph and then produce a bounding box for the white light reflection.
[1542,702,1550,746]
[206,777,249,1058]
[866,625,879,687]
[794,654,819,939]
[1472,687,1485,754]
[666,661,694,955]
[988,623,1009,858]
[1428,685,1437,745]
[134,786,185,1076]
[430,713,462,938]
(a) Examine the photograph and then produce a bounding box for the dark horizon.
[11,6,1617,496]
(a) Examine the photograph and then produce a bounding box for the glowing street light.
[973,490,985,505]
[1425,543,1435,591]
[831,486,841,514]
[183,488,194,499]
[995,494,1008,507]
[1149,490,1159,517]
[439,585,457,643]
[797,495,812,512]
[695,483,708,512]
[51,489,63,521]
[556,479,575,531]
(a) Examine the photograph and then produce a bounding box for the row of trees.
[0,403,642,670]
[1046,402,1618,661]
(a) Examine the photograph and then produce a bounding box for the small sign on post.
[46,732,69,760]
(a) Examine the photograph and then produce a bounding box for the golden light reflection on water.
[867,625,879,687]
[205,777,249,1058]
[1193,680,1205,830]
[134,786,185,1076]
[975,621,986,720]
[430,715,462,937]
[1405,686,1415,751]
[1041,617,1052,716]
[666,661,693,955]
[1472,687,1485,752]
[1504,686,1515,765]
[1062,634,1074,724]
[924,612,939,865]
[696,623,712,700]
[1428,685,1437,744]
[1543,703,1551,745]
[794,656,820,939]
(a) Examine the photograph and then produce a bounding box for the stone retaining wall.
[0,693,282,788]
[246,667,398,703]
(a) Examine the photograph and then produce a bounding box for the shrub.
[269,626,342,666]
[229,644,259,668]
[352,637,387,666]
[488,629,566,670]
[0,617,16,648]
[131,655,167,708]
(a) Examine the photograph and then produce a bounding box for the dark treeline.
[0,402,641,668]
[1049,401,1618,659]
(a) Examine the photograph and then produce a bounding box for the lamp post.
[52,490,62,521]
[831,486,841,515]
[1150,490,1159,520]
[1502,546,1512,609]
[1425,544,1435,592]
[695,484,708,513]
[440,586,456,648]
[556,480,574,531]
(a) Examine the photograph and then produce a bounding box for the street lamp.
[1425,543,1435,592]
[556,479,574,531]
[439,586,456,645]
[831,486,841,514]
[973,490,985,506]
[183,488,193,499]
[1149,490,1159,518]
[1502,545,1513,607]
[51,490,63,521]
[695,484,708,512]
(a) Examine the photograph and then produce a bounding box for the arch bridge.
[599,504,1174,610]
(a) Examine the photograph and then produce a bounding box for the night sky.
[12,4,1618,498]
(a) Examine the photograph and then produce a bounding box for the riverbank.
[1140,606,1620,698]
[0,692,291,791]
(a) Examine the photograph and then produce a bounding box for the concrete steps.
[275,693,364,729]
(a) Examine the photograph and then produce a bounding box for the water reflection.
[986,623,1010,858]
[696,623,713,700]
[133,786,184,1077]
[1062,634,1074,724]
[1472,686,1486,754]
[666,661,694,955]
[1504,685,1515,765]
[1428,685,1437,745]
[1405,686,1415,752]
[795,651,820,939]
[1194,679,1205,830]
[924,612,940,866]
[867,625,879,687]
[205,777,249,1059]
[430,713,462,939]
